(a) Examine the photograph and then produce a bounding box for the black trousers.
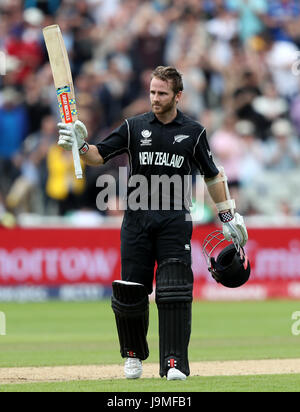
[120,209,193,294]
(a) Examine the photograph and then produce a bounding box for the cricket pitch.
[1,359,300,384]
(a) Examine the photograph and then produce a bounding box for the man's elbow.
[204,172,221,184]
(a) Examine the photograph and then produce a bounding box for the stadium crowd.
[1,0,300,226]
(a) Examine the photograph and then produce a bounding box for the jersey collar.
[149,109,184,125]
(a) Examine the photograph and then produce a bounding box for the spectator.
[209,112,243,187]
[70,1,97,77]
[5,7,45,85]
[263,30,300,100]
[0,193,17,228]
[122,68,153,118]
[203,0,227,18]
[45,144,86,216]
[206,4,238,43]
[24,73,52,134]
[265,118,300,171]
[176,56,207,119]
[0,87,28,195]
[87,0,120,25]
[24,0,61,16]
[263,0,300,43]
[164,7,209,68]
[226,0,267,44]
[206,5,239,105]
[251,80,289,139]
[93,35,134,127]
[235,120,265,186]
[129,3,167,72]
[5,115,57,214]
[290,89,300,137]
[231,70,269,138]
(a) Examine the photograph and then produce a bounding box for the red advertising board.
[0,225,300,299]
[0,227,121,286]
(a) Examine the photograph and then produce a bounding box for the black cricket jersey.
[96,110,219,210]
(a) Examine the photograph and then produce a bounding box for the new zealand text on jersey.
[139,151,184,168]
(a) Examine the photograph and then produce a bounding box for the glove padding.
[222,212,248,247]
[57,120,88,151]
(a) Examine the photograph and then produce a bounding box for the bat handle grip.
[71,123,83,179]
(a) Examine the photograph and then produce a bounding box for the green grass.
[1,374,300,393]
[0,300,300,391]
[191,300,300,361]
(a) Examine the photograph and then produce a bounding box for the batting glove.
[58,120,88,153]
[219,211,248,247]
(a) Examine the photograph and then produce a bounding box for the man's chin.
[152,106,163,113]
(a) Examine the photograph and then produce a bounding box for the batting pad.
[111,280,149,361]
[155,259,194,377]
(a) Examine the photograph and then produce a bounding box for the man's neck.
[155,108,178,125]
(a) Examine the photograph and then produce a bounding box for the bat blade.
[43,24,82,179]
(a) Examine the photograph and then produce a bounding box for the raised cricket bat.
[43,24,83,179]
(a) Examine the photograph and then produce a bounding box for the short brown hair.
[151,66,184,95]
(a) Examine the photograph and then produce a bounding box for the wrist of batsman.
[79,142,89,155]
[218,210,234,223]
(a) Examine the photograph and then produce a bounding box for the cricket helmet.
[202,230,250,288]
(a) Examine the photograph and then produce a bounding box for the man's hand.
[221,212,248,247]
[58,120,88,151]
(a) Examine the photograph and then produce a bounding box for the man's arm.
[205,172,229,207]
[58,119,129,167]
[80,144,104,166]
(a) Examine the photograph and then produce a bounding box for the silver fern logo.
[173,134,189,144]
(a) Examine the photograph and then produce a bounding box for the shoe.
[167,367,186,381]
[124,358,142,379]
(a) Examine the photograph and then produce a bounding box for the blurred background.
[1,0,300,228]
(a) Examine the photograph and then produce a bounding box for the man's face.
[150,77,181,115]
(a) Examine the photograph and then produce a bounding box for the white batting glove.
[220,212,248,247]
[57,120,88,152]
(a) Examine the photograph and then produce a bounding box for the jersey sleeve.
[192,128,219,177]
[96,120,129,163]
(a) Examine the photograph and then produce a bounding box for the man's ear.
[176,91,183,104]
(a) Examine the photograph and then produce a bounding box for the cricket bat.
[43,24,83,179]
